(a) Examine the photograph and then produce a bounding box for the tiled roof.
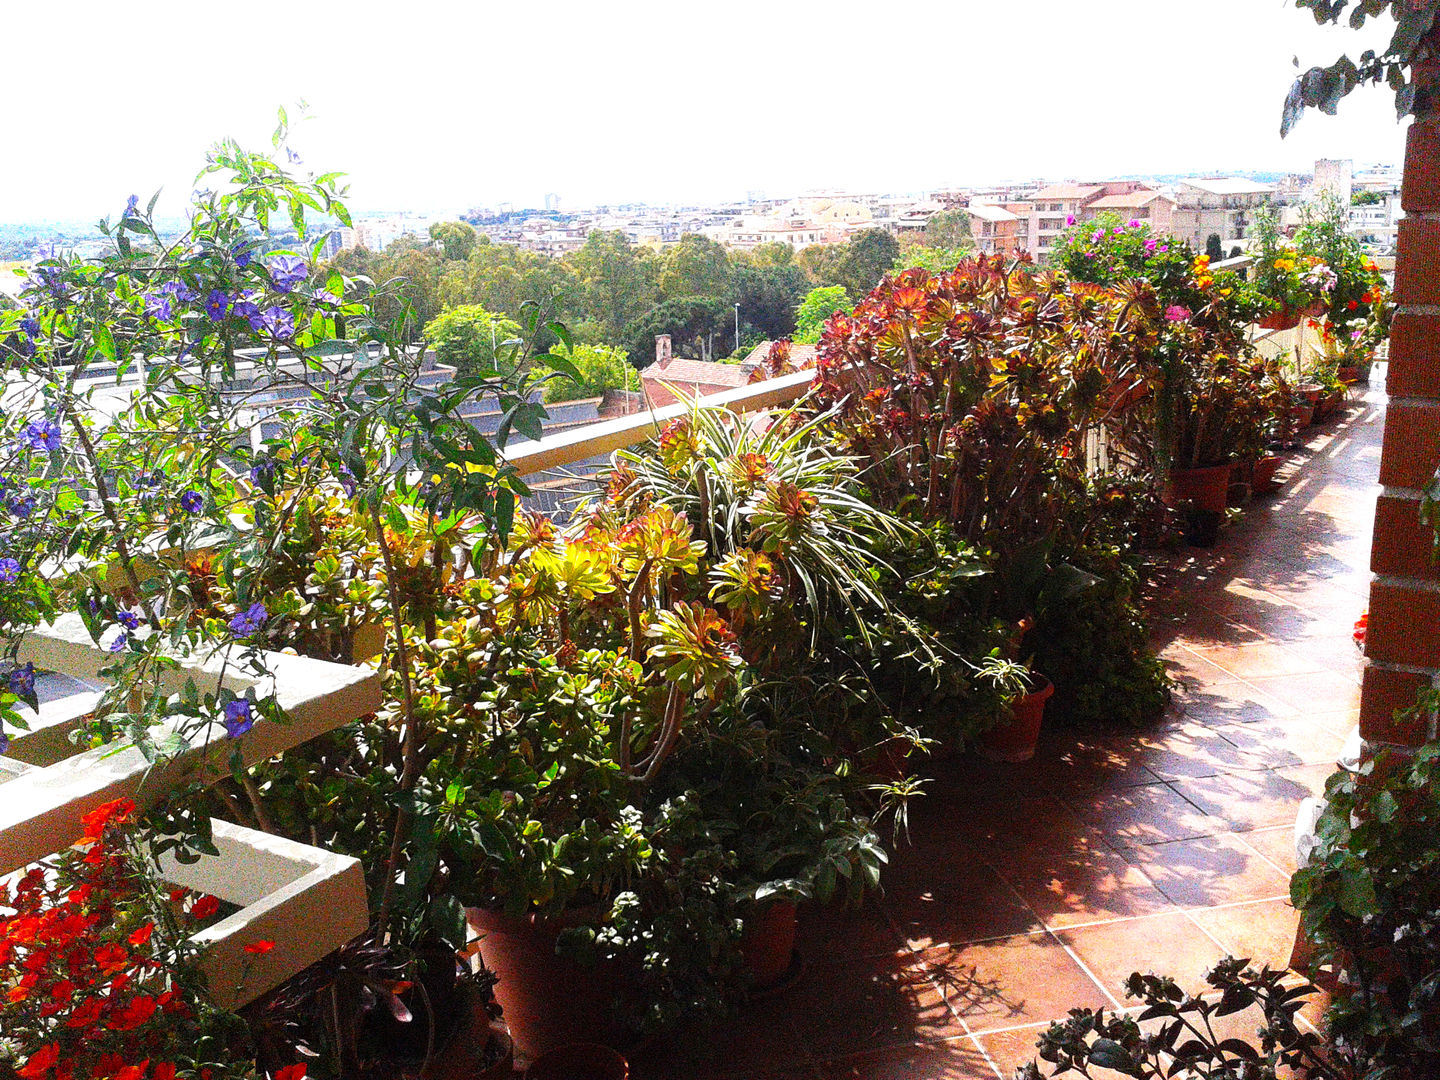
[1031,184,1105,201]
[1179,177,1275,195]
[1088,189,1174,209]
[642,357,750,387]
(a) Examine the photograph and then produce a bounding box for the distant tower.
[1313,159,1353,207]
[544,193,561,213]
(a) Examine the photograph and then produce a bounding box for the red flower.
[275,1066,308,1080]
[152,1066,179,1080]
[189,895,220,920]
[106,993,159,1031]
[243,939,276,955]
[79,798,135,839]
[94,943,130,974]
[65,995,103,1028]
[17,1044,60,1079]
[127,922,155,947]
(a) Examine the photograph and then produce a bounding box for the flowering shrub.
[0,800,253,1079]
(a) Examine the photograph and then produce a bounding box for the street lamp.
[733,303,740,355]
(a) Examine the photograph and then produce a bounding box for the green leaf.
[1087,1038,1139,1075]
[1337,867,1377,917]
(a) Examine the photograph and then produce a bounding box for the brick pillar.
[1363,53,1440,748]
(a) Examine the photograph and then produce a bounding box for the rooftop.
[1179,177,1277,195]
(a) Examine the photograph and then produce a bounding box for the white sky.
[0,0,1412,222]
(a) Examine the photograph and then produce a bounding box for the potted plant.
[975,652,1053,763]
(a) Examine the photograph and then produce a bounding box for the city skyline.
[1,0,1413,224]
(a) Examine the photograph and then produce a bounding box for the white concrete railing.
[0,614,379,1006]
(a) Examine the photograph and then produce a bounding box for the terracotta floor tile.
[955,795,1096,854]
[1178,681,1298,725]
[788,951,963,1058]
[1168,771,1313,832]
[970,1024,1050,1080]
[1243,671,1363,713]
[1121,833,1292,908]
[1056,912,1228,998]
[1135,721,1273,779]
[626,996,815,1079]
[1273,762,1338,797]
[921,933,1111,1034]
[821,1038,996,1079]
[1025,736,1162,794]
[1239,826,1300,876]
[1212,718,1347,769]
[886,861,1043,950]
[1188,642,1326,681]
[1064,783,1223,848]
[1188,898,1301,972]
[990,835,1174,929]
[1157,645,1235,689]
[796,895,907,962]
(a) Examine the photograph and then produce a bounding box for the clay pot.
[525,1043,630,1080]
[977,676,1054,763]
[467,907,628,1060]
[739,901,799,991]
[1251,455,1283,493]
[1162,462,1233,514]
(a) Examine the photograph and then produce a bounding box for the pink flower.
[1158,244,1169,253]
[1066,214,1076,225]
[1128,219,1141,228]
[1165,305,1191,322]
[1113,226,1125,235]
[1091,229,1105,243]
[1144,239,1158,252]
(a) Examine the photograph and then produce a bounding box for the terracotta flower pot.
[1162,462,1233,514]
[467,907,628,1060]
[1251,455,1283,493]
[978,676,1054,763]
[739,901,799,991]
[525,1043,630,1080]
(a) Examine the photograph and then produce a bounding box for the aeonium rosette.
[0,800,255,1079]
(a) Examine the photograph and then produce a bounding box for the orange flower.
[79,799,135,839]
[243,939,276,955]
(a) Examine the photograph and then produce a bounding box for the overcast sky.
[1,0,1412,223]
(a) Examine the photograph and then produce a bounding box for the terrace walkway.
[625,383,1384,1080]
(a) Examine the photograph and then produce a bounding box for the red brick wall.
[1362,56,1440,748]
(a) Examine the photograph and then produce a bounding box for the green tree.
[567,230,660,341]
[835,229,900,301]
[424,304,524,377]
[429,220,478,261]
[436,237,579,349]
[794,285,852,344]
[625,297,731,365]
[1205,233,1224,262]
[658,234,732,301]
[538,343,637,402]
[925,210,972,249]
[729,262,808,345]
[796,243,844,287]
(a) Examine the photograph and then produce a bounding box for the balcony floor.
[622,384,1383,1080]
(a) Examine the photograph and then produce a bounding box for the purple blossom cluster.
[228,600,268,637]
[19,419,62,453]
[223,698,255,737]
[0,557,20,583]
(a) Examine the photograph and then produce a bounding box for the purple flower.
[0,557,20,583]
[249,459,279,489]
[256,306,295,338]
[337,464,356,496]
[232,298,261,327]
[268,254,309,293]
[143,292,173,321]
[108,632,129,653]
[6,494,35,519]
[115,610,141,630]
[1165,305,1192,322]
[125,195,139,215]
[205,290,231,321]
[233,243,255,270]
[223,698,254,737]
[179,489,204,513]
[0,732,8,755]
[162,280,198,303]
[19,317,39,336]
[20,420,62,452]
[1065,214,1075,226]
[8,662,34,697]
[136,469,164,489]
[228,601,268,637]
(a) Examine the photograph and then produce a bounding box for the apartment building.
[1171,178,1275,252]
